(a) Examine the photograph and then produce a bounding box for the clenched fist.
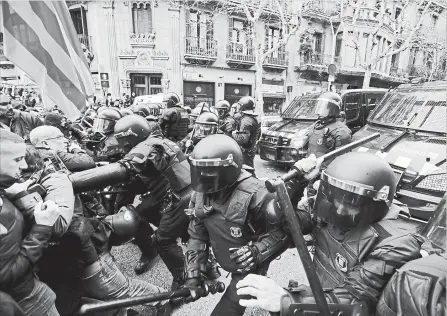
[292,154,322,181]
[34,200,61,226]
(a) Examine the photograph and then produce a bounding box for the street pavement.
[112,156,308,316]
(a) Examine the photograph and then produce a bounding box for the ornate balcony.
[341,7,397,35]
[129,32,155,48]
[226,43,255,69]
[184,37,218,65]
[263,51,288,70]
[296,52,341,72]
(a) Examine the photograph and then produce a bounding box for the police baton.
[265,132,380,193]
[78,282,225,315]
[264,132,379,316]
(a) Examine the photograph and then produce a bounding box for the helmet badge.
[335,253,348,272]
[317,138,323,145]
[230,227,242,238]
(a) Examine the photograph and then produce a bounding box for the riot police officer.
[235,152,424,315]
[232,96,260,169]
[90,108,125,162]
[184,134,294,316]
[114,115,191,288]
[215,100,236,136]
[159,92,189,143]
[307,92,351,167]
[180,111,219,153]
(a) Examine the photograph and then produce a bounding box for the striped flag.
[1,1,95,120]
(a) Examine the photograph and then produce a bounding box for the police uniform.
[159,106,190,143]
[232,112,260,169]
[94,134,126,163]
[307,119,351,167]
[219,114,236,137]
[186,169,293,316]
[120,132,191,283]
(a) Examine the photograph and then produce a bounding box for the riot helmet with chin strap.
[92,108,122,135]
[192,112,219,142]
[215,100,231,118]
[314,92,342,123]
[314,151,396,231]
[189,134,243,193]
[114,114,158,151]
[163,92,180,108]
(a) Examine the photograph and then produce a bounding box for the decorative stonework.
[121,59,136,69]
[119,49,138,58]
[136,52,153,66]
[120,79,132,88]
[130,32,156,48]
[124,0,158,7]
[102,0,114,8]
[151,50,169,60]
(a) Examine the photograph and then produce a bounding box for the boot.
[134,248,158,275]
[157,244,185,290]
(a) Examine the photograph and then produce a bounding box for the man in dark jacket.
[0,130,62,316]
[235,152,423,315]
[159,92,190,143]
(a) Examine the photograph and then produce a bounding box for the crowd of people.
[0,90,445,316]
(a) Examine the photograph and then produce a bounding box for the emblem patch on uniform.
[335,253,348,272]
[0,223,8,236]
[230,227,242,238]
[317,138,323,145]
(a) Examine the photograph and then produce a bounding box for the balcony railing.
[77,33,91,50]
[226,43,255,63]
[130,32,155,47]
[342,7,397,31]
[228,0,293,16]
[264,51,288,68]
[185,37,217,57]
[185,37,218,64]
[300,52,341,68]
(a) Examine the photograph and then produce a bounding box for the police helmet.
[189,134,243,193]
[314,152,395,230]
[119,108,134,117]
[193,112,219,141]
[163,92,180,108]
[106,206,141,246]
[215,100,231,118]
[314,92,342,119]
[114,114,157,151]
[92,108,122,134]
[132,103,152,117]
[238,96,255,112]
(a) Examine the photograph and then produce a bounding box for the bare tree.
[170,0,301,116]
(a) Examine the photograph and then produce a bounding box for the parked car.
[352,80,446,221]
[260,115,282,137]
[259,88,387,164]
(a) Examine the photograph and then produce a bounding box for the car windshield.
[281,93,322,120]
[369,86,446,133]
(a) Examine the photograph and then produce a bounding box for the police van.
[259,88,387,164]
[352,80,446,220]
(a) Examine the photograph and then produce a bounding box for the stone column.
[376,36,383,71]
[103,0,120,98]
[169,3,182,98]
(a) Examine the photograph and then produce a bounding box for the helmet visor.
[314,171,389,230]
[193,123,218,139]
[93,117,114,134]
[189,154,239,193]
[314,99,340,118]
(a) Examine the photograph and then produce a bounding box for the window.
[266,27,283,58]
[187,10,213,39]
[230,19,252,44]
[314,32,322,53]
[335,33,343,57]
[132,2,152,33]
[391,52,400,67]
[394,7,402,19]
[343,93,361,122]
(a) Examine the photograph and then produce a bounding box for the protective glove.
[34,200,61,226]
[292,154,322,181]
[170,277,202,306]
[4,178,36,199]
[66,216,99,266]
[229,244,259,273]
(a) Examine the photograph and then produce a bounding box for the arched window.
[132,2,152,34]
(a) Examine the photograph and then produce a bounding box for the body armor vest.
[313,216,419,289]
[194,172,266,272]
[307,120,350,158]
[220,115,236,135]
[164,107,189,138]
[143,137,191,193]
